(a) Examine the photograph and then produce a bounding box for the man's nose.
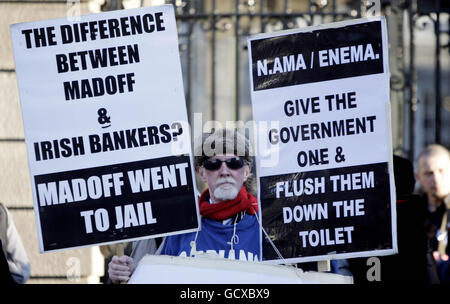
[428,176,438,189]
[218,161,231,176]
[430,172,438,184]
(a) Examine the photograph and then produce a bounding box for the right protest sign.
[248,17,397,263]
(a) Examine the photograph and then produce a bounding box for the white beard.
[213,177,239,201]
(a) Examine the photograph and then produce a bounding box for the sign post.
[248,17,397,264]
[11,5,200,253]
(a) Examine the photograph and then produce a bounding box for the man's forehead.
[209,154,238,159]
[419,153,450,171]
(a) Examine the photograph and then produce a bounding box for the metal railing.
[1,0,448,158]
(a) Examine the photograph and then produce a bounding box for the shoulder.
[160,231,197,256]
[0,203,8,227]
[164,231,197,246]
[238,213,259,227]
[0,202,7,215]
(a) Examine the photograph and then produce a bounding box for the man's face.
[416,153,450,201]
[198,154,250,202]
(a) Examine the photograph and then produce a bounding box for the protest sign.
[129,255,352,284]
[248,17,397,263]
[11,5,200,253]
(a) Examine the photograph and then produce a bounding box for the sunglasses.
[202,157,248,171]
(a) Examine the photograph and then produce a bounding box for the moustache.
[215,177,236,187]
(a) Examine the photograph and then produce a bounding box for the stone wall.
[0,1,105,284]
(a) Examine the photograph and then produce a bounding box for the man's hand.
[108,255,135,284]
[433,251,449,262]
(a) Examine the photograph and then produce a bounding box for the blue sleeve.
[159,235,177,256]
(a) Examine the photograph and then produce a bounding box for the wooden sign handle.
[317,260,331,272]
[115,243,125,257]
[115,243,127,284]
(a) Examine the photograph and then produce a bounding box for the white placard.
[11,5,200,253]
[129,255,353,284]
[248,17,397,263]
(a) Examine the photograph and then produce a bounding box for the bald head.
[415,144,450,207]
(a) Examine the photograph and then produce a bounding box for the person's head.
[194,128,253,202]
[415,144,450,205]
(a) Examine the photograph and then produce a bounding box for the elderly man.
[415,144,450,282]
[108,129,260,283]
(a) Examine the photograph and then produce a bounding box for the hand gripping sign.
[11,5,200,253]
[248,17,397,264]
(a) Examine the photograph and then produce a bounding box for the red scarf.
[199,186,258,221]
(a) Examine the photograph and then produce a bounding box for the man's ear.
[196,166,208,183]
[243,165,251,182]
[414,172,420,182]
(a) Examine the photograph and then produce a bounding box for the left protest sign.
[10,5,200,253]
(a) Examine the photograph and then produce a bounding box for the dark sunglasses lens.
[203,158,245,170]
[203,159,222,170]
[226,158,245,169]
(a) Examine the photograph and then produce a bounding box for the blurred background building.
[0,0,448,283]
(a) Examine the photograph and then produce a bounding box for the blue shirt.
[160,213,261,262]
